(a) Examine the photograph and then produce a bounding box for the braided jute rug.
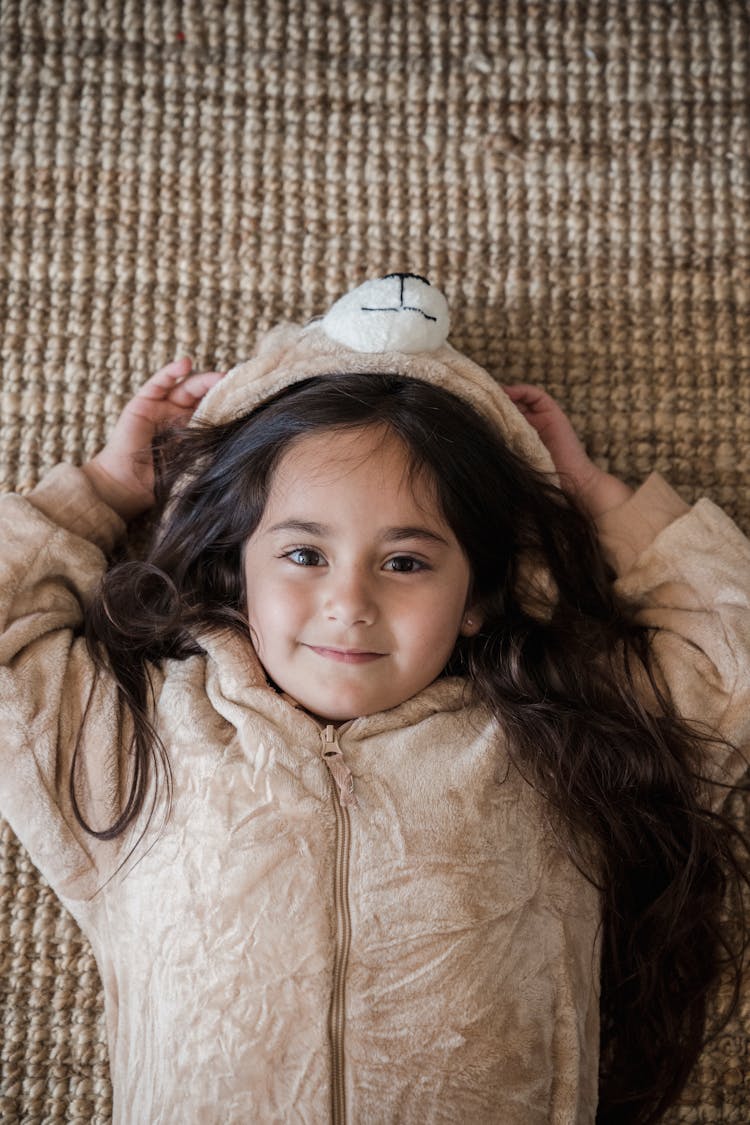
[1,1,749,1120]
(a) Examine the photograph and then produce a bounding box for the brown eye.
[385,556,426,573]
[284,548,325,567]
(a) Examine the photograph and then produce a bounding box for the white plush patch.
[320,273,450,353]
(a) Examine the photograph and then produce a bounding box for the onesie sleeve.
[0,464,137,900]
[596,473,750,804]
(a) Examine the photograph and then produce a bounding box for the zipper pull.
[321,726,358,809]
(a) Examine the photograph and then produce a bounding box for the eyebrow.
[265,519,450,546]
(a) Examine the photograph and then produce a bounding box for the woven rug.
[1,1,749,1120]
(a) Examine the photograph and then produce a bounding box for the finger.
[501,387,536,417]
[502,383,549,407]
[501,386,532,408]
[167,370,226,407]
[502,383,539,394]
[137,357,195,400]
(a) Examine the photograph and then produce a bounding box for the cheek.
[406,594,465,656]
[247,575,309,643]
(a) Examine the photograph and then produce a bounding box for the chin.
[307,693,386,724]
[311,703,368,724]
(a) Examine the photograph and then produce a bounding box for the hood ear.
[194,275,557,482]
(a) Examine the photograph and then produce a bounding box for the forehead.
[266,425,440,513]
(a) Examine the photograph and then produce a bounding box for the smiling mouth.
[306,646,386,664]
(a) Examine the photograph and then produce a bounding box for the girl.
[1,275,749,1125]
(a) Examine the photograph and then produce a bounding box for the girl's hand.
[503,384,633,518]
[82,358,225,520]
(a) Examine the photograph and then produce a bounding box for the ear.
[459,606,483,637]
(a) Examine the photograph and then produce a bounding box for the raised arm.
[0,360,224,896]
[505,383,750,797]
[597,481,750,796]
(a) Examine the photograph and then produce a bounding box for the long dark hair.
[79,372,747,1123]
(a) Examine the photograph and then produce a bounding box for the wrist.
[81,458,153,521]
[575,465,633,520]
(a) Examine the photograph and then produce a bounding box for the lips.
[305,645,385,665]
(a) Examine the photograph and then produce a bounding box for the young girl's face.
[243,425,482,722]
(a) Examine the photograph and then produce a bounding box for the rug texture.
[1,1,749,1121]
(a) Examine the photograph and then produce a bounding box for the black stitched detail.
[360,306,437,322]
[382,272,431,285]
[404,305,437,321]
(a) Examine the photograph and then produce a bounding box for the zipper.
[321,725,356,1125]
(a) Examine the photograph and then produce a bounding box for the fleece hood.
[195,272,556,477]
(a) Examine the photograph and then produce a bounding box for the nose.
[324,568,378,627]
